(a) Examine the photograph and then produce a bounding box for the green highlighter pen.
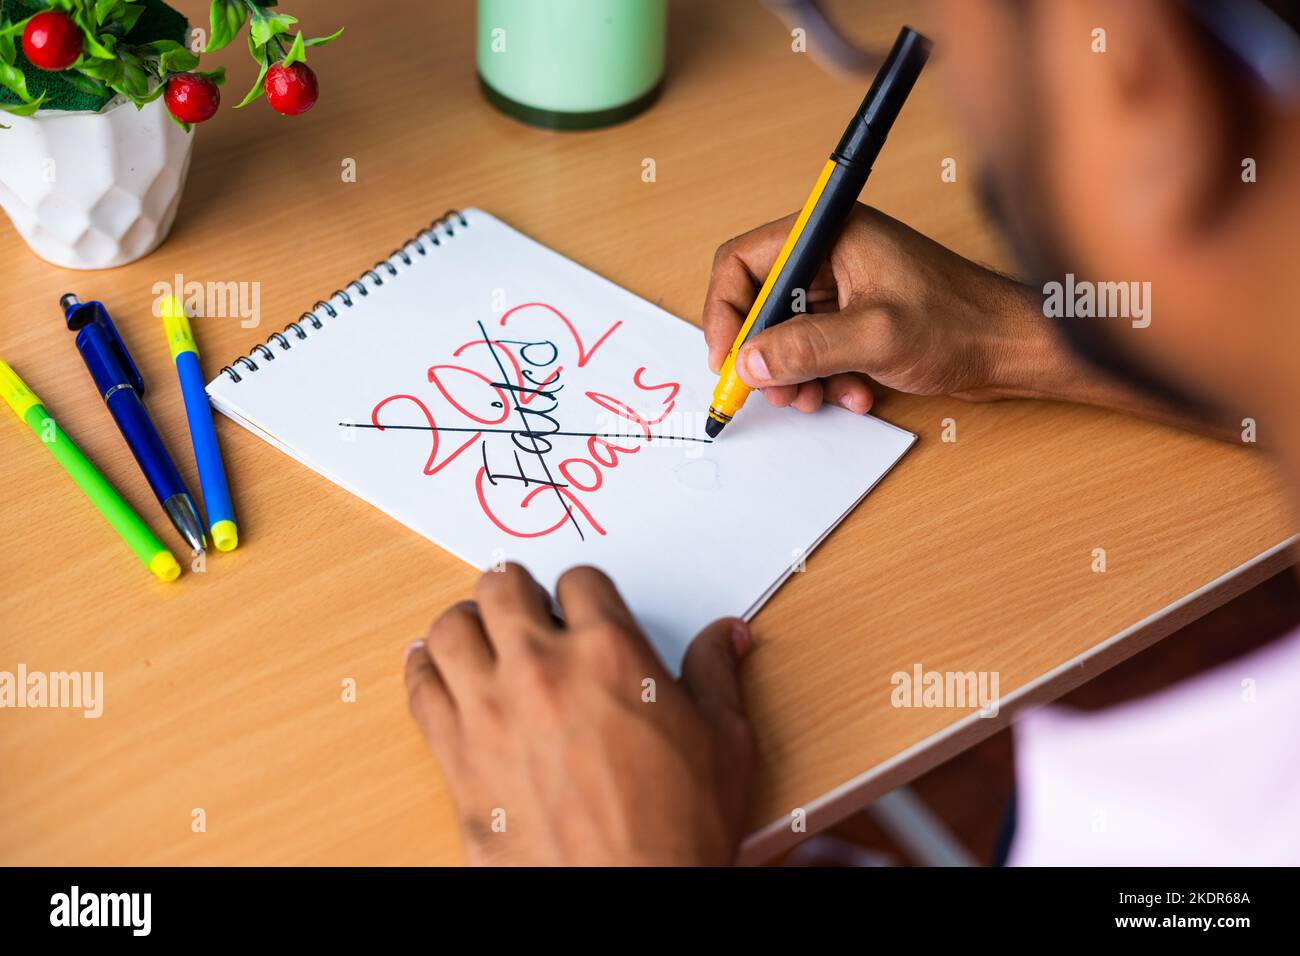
[0,357,181,582]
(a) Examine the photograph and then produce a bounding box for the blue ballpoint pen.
[62,294,206,554]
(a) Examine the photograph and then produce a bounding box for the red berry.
[264,63,319,116]
[165,73,221,124]
[22,11,83,71]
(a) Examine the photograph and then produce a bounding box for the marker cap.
[0,358,42,419]
[211,519,238,552]
[161,296,198,360]
[149,550,182,582]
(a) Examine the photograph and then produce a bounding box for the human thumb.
[680,617,751,722]
[736,311,868,387]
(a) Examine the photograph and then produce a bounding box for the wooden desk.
[1,0,1293,865]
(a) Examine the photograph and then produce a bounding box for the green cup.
[477,0,667,130]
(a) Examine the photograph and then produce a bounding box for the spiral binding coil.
[219,209,470,383]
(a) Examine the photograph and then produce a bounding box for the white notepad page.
[208,209,915,669]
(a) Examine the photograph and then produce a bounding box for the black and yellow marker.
[704,26,932,438]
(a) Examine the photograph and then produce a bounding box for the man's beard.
[974,167,1070,292]
[974,150,1213,417]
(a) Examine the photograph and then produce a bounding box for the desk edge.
[738,534,1298,865]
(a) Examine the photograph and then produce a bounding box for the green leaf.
[206,0,246,53]
[77,56,124,84]
[60,70,110,97]
[234,64,268,108]
[0,92,45,116]
[146,39,199,74]
[0,27,16,67]
[135,81,165,104]
[235,33,269,108]
[69,6,116,59]
[121,58,149,98]
[249,12,296,49]
[0,19,24,37]
[83,31,117,59]
[167,51,200,72]
[282,31,304,66]
[198,65,226,85]
[116,3,144,34]
[95,0,125,24]
[304,27,343,49]
[0,59,35,102]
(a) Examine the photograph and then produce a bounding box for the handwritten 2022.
[368,302,681,541]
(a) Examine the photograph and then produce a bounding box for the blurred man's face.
[930,0,1278,416]
[933,0,1157,401]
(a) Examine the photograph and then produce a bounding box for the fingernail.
[730,621,752,657]
[742,347,769,384]
[841,395,858,412]
[404,640,426,664]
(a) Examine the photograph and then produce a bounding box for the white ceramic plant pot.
[0,95,194,270]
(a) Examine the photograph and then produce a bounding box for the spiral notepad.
[207,208,915,669]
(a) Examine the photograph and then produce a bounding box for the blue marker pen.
[160,296,237,552]
[62,294,206,554]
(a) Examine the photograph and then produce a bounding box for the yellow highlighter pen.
[705,27,931,438]
[161,297,238,551]
[0,358,181,582]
